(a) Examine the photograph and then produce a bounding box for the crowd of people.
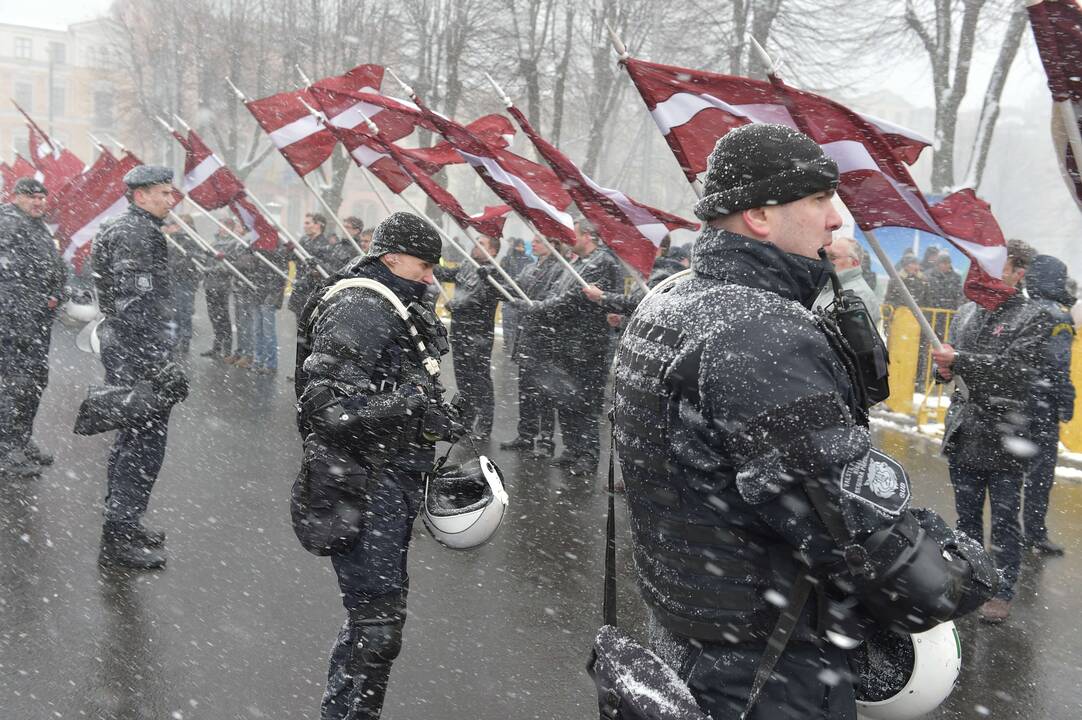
[0,122,1076,718]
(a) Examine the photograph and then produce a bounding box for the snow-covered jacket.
[0,202,67,338]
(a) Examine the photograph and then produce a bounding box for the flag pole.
[1057,101,1082,176]
[168,211,257,290]
[604,22,703,201]
[169,113,326,276]
[165,232,207,272]
[226,75,362,255]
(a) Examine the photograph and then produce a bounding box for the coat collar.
[691,227,830,308]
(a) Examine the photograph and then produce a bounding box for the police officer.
[0,177,68,477]
[514,220,622,476]
[433,236,502,440]
[502,236,572,455]
[615,124,996,719]
[1023,254,1076,556]
[91,165,188,570]
[294,212,463,720]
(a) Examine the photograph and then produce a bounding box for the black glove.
[153,362,190,405]
[421,400,466,443]
[476,265,494,280]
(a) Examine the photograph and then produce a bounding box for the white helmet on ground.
[423,455,508,550]
[855,621,961,720]
[75,316,104,354]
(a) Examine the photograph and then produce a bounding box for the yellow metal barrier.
[1061,333,1082,452]
[884,306,920,415]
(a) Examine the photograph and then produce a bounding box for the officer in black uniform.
[433,236,502,440]
[614,124,997,719]
[514,220,622,476]
[501,236,565,455]
[91,165,188,570]
[294,212,463,720]
[0,177,68,477]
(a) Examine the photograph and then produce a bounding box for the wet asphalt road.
[1,296,1081,720]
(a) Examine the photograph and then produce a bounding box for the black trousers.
[516,359,556,441]
[0,328,51,454]
[555,347,608,460]
[451,325,494,433]
[949,457,1022,601]
[204,280,233,354]
[101,332,172,526]
[1025,418,1061,544]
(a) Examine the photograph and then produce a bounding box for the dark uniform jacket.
[597,255,686,316]
[289,233,354,314]
[297,259,442,473]
[527,245,622,363]
[434,262,502,341]
[0,203,67,344]
[1024,256,1075,426]
[91,205,173,377]
[941,294,1055,470]
[166,231,203,291]
[252,246,290,309]
[614,229,990,648]
[510,254,564,362]
[925,267,963,310]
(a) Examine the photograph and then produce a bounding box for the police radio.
[819,249,890,408]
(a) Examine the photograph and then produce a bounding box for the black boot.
[23,440,54,466]
[99,521,166,570]
[532,437,555,458]
[1029,538,1066,556]
[0,447,41,479]
[133,522,166,548]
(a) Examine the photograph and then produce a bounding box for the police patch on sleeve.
[135,273,154,292]
[839,449,910,517]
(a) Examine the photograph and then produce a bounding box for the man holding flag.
[0,177,68,477]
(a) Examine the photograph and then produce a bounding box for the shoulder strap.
[311,277,441,381]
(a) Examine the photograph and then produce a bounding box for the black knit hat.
[12,177,47,196]
[368,212,443,264]
[693,123,839,221]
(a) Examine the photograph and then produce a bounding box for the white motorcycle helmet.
[855,621,961,720]
[63,299,100,324]
[423,455,508,550]
[75,316,104,355]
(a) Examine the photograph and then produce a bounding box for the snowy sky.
[0,0,111,30]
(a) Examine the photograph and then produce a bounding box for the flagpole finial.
[173,114,192,132]
[386,68,415,98]
[105,134,128,153]
[88,131,105,150]
[295,64,314,87]
[748,36,777,76]
[484,73,512,108]
[224,76,248,102]
[605,20,629,60]
[154,115,175,133]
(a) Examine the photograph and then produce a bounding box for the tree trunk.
[550,5,574,146]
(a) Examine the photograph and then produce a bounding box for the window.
[14,37,32,59]
[93,90,113,127]
[49,41,66,65]
[14,81,33,111]
[50,84,65,116]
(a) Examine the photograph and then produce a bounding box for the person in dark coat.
[200,220,237,359]
[0,178,68,476]
[91,165,189,569]
[884,256,929,309]
[249,243,289,374]
[164,214,202,358]
[294,212,462,720]
[512,219,623,476]
[501,236,565,455]
[289,212,356,316]
[227,236,258,369]
[925,254,963,311]
[933,238,1052,623]
[499,237,534,354]
[581,242,691,317]
[1022,254,1076,556]
[433,236,503,440]
[616,124,996,720]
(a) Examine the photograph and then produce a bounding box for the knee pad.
[353,619,403,666]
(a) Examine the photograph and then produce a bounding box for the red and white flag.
[506,104,697,278]
[334,123,511,239]
[412,96,576,243]
[621,58,930,183]
[174,128,279,251]
[1028,0,1082,213]
[336,113,515,195]
[14,103,84,193]
[10,153,39,182]
[50,149,138,272]
[246,64,423,178]
[0,161,15,201]
[621,57,1010,308]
